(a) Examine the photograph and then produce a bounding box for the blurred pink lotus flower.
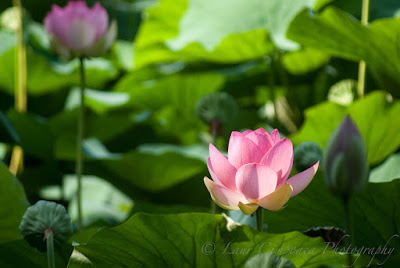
[44,1,116,58]
[204,128,319,215]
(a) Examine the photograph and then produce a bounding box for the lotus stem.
[343,196,353,267]
[45,229,55,268]
[256,207,263,232]
[76,57,86,229]
[357,0,369,98]
[10,0,27,175]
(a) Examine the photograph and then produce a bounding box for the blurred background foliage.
[0,0,399,266]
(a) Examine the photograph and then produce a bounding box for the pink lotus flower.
[204,128,319,215]
[44,1,116,58]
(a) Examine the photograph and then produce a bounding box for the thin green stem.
[45,229,55,268]
[76,57,86,229]
[267,55,276,123]
[210,199,216,214]
[256,207,264,232]
[357,0,369,98]
[343,196,353,267]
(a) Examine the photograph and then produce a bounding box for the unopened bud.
[324,115,368,197]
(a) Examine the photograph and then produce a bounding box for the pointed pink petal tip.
[208,144,237,190]
[287,161,319,197]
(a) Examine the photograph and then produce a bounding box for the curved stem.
[256,207,264,232]
[45,229,55,268]
[76,57,86,229]
[357,0,369,98]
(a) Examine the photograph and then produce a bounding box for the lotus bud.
[19,200,73,252]
[44,1,117,59]
[293,141,323,172]
[324,115,368,197]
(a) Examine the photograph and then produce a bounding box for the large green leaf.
[71,213,350,267]
[0,240,72,268]
[287,7,400,98]
[40,175,134,227]
[0,111,20,144]
[264,172,400,265]
[115,71,225,110]
[0,30,16,94]
[86,144,207,193]
[49,108,156,160]
[7,109,54,160]
[115,71,225,143]
[134,0,318,67]
[65,88,131,114]
[369,153,400,183]
[281,48,330,75]
[0,161,29,243]
[0,30,118,96]
[244,253,295,268]
[291,91,400,165]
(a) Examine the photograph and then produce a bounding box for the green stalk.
[267,55,276,123]
[357,0,369,98]
[343,196,353,267]
[76,57,86,229]
[256,207,264,232]
[210,197,217,214]
[45,229,55,268]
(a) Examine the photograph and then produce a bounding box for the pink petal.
[260,138,293,185]
[235,164,277,200]
[208,144,237,190]
[65,1,89,16]
[257,183,293,211]
[245,131,273,155]
[207,158,223,186]
[287,161,319,197]
[228,131,264,168]
[66,18,97,50]
[270,129,281,143]
[85,2,108,40]
[204,177,247,210]
[254,128,270,136]
[44,5,70,45]
[242,130,253,135]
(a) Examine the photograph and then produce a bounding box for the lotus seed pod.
[323,115,369,197]
[19,200,73,252]
[293,141,323,172]
[195,92,238,125]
